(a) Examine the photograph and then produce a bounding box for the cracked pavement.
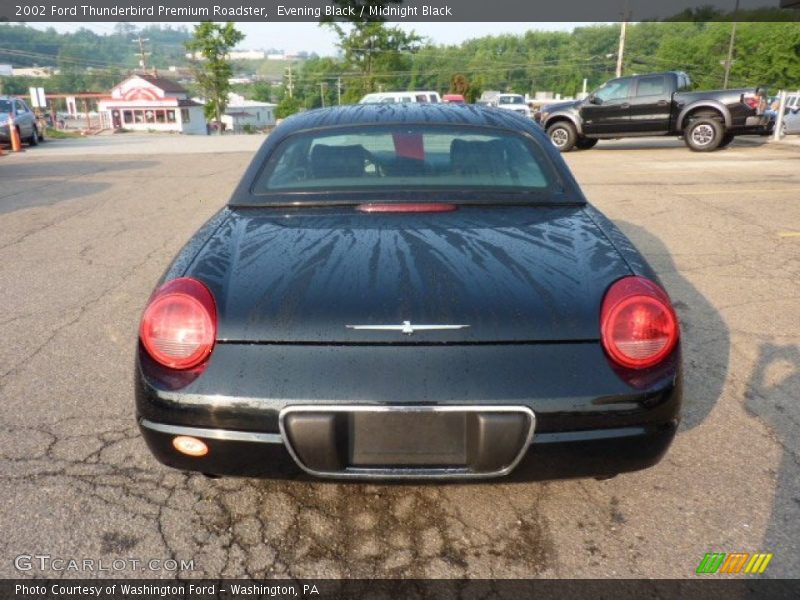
[0,135,798,579]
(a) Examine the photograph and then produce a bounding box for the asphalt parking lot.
[0,134,798,579]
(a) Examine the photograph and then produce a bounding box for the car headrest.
[450,139,509,176]
[310,144,367,179]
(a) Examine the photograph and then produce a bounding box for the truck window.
[594,79,632,102]
[635,76,667,97]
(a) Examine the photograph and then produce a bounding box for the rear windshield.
[251,125,560,200]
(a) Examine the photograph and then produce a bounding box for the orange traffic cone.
[8,115,24,153]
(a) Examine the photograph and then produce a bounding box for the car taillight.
[742,93,760,111]
[600,276,679,370]
[139,277,217,370]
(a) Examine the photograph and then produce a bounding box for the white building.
[228,50,266,61]
[99,74,206,135]
[221,93,277,133]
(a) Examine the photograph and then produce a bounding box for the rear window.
[252,125,557,198]
[0,99,12,113]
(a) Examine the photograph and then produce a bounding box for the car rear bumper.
[138,416,678,480]
[135,341,682,480]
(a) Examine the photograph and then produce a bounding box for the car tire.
[547,121,577,152]
[575,138,598,150]
[684,118,723,152]
[718,132,734,148]
[28,127,39,147]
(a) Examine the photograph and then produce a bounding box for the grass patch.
[45,128,84,139]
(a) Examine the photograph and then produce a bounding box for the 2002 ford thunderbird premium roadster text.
[136,104,682,480]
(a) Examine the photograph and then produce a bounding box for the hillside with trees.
[1,17,798,113]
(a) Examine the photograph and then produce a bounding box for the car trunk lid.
[188,205,632,343]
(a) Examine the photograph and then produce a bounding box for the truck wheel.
[547,122,577,152]
[718,133,734,148]
[684,118,723,152]
[28,127,39,146]
[575,138,598,150]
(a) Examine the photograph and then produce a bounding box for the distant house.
[98,74,206,135]
[221,93,277,133]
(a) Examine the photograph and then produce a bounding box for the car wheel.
[28,127,39,147]
[547,122,577,152]
[575,138,598,150]
[718,132,734,148]
[684,118,723,152]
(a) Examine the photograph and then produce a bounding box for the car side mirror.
[589,95,602,105]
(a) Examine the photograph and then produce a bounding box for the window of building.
[156,110,166,124]
[123,110,133,124]
[181,109,190,122]
[167,110,176,123]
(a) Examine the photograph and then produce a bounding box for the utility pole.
[615,21,627,78]
[285,64,294,98]
[133,36,151,73]
[615,0,629,78]
[337,77,342,105]
[319,82,326,108]
[723,0,741,89]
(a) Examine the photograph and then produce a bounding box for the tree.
[324,20,421,97]
[449,73,470,96]
[185,22,244,130]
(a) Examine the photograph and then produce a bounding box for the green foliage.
[276,18,800,109]
[0,23,191,93]
[276,95,302,118]
[324,21,422,96]
[251,81,274,103]
[184,22,245,124]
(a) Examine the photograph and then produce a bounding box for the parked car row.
[0,96,46,147]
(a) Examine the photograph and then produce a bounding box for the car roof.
[274,103,538,136]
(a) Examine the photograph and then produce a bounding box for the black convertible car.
[136,104,681,480]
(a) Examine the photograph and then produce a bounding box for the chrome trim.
[139,419,283,444]
[279,405,535,480]
[346,321,469,335]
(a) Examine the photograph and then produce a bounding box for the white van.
[359,91,442,104]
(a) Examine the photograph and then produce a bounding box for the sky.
[30,22,581,56]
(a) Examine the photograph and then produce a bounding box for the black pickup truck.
[540,71,768,152]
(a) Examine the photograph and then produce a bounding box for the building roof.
[177,99,203,107]
[137,74,189,94]
[226,111,265,118]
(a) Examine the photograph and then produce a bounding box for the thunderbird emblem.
[346,320,470,336]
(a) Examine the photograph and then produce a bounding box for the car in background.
[442,94,466,104]
[360,91,441,104]
[478,91,532,118]
[135,104,682,481]
[0,96,44,146]
[781,105,800,135]
[540,71,768,152]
